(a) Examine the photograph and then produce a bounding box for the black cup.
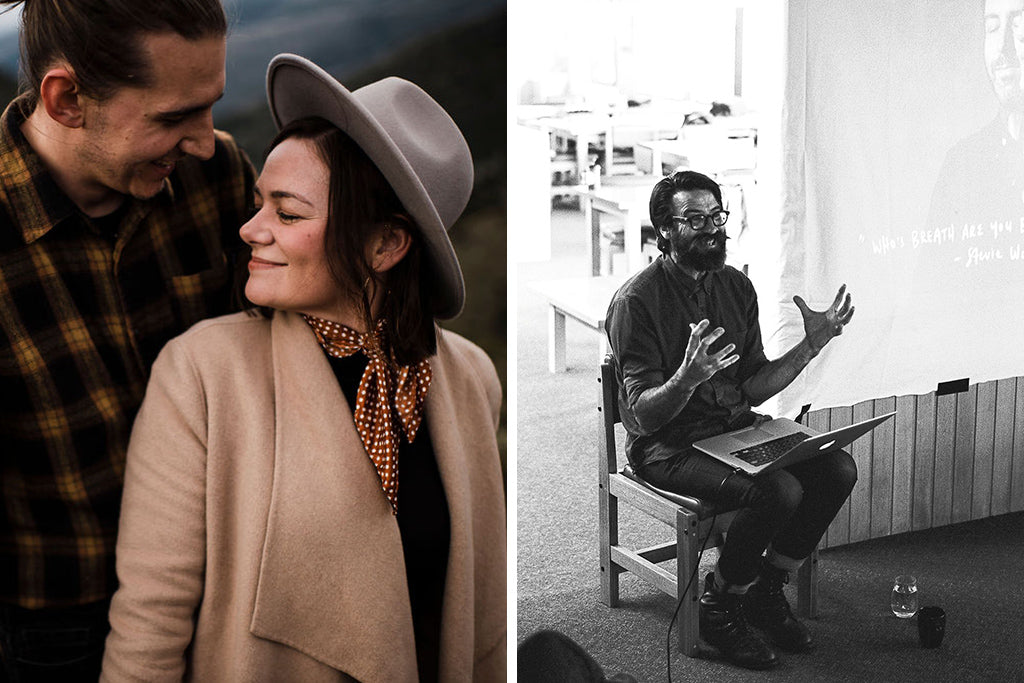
[917,606,945,648]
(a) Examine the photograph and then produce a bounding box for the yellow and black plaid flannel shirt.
[0,95,255,608]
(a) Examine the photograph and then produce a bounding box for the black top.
[605,256,769,468]
[326,352,450,683]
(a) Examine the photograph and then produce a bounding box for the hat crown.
[353,78,472,231]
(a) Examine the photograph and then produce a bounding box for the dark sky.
[0,0,504,115]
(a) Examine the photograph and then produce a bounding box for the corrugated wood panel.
[951,385,977,524]
[912,392,936,531]
[972,381,997,520]
[932,392,956,528]
[892,395,916,534]
[849,400,875,543]
[992,379,1016,516]
[814,378,1023,551]
[870,396,896,538]
[1013,381,1024,512]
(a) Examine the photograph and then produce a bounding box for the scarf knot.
[303,315,431,513]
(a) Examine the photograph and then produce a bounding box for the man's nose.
[1002,20,1018,60]
[179,110,216,161]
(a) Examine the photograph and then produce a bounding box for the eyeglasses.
[671,210,730,231]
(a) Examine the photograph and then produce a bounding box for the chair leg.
[599,491,620,607]
[676,509,701,657]
[796,546,819,619]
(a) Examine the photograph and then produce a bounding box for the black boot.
[699,573,780,670]
[745,560,815,652]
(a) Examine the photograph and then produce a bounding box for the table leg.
[603,127,613,175]
[624,215,643,274]
[586,198,601,277]
[575,134,588,185]
[652,147,663,176]
[548,306,567,373]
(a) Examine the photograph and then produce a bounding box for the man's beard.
[671,231,728,272]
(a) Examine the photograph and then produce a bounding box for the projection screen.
[773,0,1024,414]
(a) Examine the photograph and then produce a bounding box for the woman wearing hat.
[100,55,505,682]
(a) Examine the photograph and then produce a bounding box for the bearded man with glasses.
[604,170,857,670]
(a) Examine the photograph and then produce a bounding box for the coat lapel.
[427,332,505,681]
[249,311,418,682]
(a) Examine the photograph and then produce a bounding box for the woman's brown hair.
[259,116,437,366]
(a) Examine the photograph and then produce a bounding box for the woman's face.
[240,137,348,320]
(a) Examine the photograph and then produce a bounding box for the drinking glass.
[891,574,919,618]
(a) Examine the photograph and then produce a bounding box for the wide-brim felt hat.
[266,53,471,319]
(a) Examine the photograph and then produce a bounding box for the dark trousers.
[639,448,857,586]
[0,600,110,683]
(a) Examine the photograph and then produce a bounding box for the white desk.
[579,176,659,276]
[634,129,757,178]
[523,107,691,178]
[529,275,627,372]
[530,112,613,181]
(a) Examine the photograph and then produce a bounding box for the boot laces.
[759,573,796,617]
[722,598,767,646]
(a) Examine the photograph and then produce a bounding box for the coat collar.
[248,311,479,681]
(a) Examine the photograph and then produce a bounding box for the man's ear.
[38,67,85,129]
[370,223,413,273]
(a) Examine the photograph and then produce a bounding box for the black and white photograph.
[513,0,1024,680]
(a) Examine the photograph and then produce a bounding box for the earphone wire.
[666,467,742,683]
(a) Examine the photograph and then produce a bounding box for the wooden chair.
[597,356,818,657]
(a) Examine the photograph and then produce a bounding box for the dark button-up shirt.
[0,95,255,608]
[605,256,769,468]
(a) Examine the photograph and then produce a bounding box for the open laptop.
[693,411,896,475]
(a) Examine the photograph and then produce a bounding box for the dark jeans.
[0,600,110,683]
[639,448,857,586]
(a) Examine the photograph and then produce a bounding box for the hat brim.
[266,54,465,319]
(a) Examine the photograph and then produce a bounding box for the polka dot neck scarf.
[303,314,432,514]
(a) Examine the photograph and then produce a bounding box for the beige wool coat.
[100,311,506,682]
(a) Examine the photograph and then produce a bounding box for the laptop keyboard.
[731,431,811,466]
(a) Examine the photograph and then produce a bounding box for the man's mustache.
[695,233,729,249]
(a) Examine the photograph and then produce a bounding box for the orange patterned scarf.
[303,314,431,513]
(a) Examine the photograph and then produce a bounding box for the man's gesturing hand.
[678,319,740,385]
[793,284,855,354]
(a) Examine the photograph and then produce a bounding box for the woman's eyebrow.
[269,190,315,207]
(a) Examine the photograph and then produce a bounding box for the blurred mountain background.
[0,0,507,461]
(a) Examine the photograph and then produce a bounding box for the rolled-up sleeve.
[606,294,665,413]
[736,279,769,384]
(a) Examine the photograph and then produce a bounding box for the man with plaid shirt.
[0,0,254,677]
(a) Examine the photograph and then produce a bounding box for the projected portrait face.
[984,0,1024,109]
[665,189,727,272]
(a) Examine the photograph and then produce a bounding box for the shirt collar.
[0,93,172,246]
[658,254,714,296]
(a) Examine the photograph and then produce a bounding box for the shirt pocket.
[167,257,232,329]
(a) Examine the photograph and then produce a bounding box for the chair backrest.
[598,355,620,477]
